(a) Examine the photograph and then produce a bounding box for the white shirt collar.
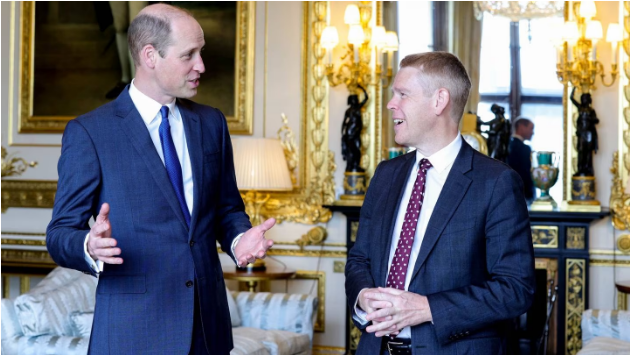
[128,80,177,125]
[414,134,462,173]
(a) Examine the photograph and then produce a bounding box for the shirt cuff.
[84,232,103,274]
[353,289,370,325]
[231,233,245,266]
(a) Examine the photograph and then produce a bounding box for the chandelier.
[555,1,621,91]
[474,1,564,21]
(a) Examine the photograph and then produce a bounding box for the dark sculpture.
[342,85,368,172]
[571,87,599,177]
[485,104,511,162]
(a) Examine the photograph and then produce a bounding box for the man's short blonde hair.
[400,52,471,123]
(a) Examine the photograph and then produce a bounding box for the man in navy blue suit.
[46,4,273,354]
[345,52,535,354]
[507,117,535,202]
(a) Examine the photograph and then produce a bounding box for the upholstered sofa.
[577,309,630,354]
[1,267,317,355]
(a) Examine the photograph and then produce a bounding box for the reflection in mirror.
[477,13,565,204]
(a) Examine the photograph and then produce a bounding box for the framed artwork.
[18,1,254,134]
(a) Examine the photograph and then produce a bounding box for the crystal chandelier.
[474,1,564,21]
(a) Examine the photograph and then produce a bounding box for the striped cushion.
[577,337,630,355]
[581,309,630,345]
[234,292,318,340]
[231,328,270,355]
[69,311,94,337]
[232,327,310,355]
[226,287,242,327]
[13,267,97,336]
[2,334,90,355]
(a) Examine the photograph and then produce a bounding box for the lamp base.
[530,198,557,212]
[341,171,367,200]
[236,259,267,272]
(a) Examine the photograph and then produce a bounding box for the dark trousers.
[189,285,209,355]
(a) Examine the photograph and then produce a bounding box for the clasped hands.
[87,203,275,266]
[359,287,433,337]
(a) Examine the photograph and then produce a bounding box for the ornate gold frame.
[611,2,630,230]
[17,1,255,135]
[253,1,336,224]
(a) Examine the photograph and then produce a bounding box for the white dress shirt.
[354,134,463,339]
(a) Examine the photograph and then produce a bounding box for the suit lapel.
[378,153,417,285]
[178,100,202,241]
[409,140,473,282]
[115,90,189,232]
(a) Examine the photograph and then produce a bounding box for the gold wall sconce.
[320,3,399,92]
[555,1,621,92]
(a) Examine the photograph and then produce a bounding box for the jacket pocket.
[97,274,146,294]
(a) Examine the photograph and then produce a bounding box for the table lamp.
[232,137,293,271]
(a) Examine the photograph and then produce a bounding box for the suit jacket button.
[190,240,195,247]
[186,280,194,288]
[464,331,469,336]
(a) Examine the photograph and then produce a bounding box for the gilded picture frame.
[17,1,254,135]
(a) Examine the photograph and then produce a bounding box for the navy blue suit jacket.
[46,88,251,354]
[507,137,535,201]
[345,140,535,354]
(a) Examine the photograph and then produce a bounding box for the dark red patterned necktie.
[386,158,432,290]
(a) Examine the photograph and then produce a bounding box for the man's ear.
[434,88,450,116]
[140,45,157,69]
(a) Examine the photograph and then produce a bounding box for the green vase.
[530,151,559,211]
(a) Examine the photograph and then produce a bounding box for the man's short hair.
[400,52,471,123]
[127,6,192,66]
[514,117,533,130]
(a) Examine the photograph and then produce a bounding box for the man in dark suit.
[507,117,535,202]
[345,52,535,354]
[46,4,273,354]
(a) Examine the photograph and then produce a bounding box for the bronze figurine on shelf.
[484,104,511,162]
[340,85,368,201]
[568,87,600,209]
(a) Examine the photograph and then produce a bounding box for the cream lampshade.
[232,138,293,272]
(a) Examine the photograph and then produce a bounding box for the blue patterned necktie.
[158,106,191,227]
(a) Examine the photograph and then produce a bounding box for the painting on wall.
[18,1,253,134]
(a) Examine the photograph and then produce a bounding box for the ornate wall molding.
[294,270,326,332]
[565,258,585,354]
[254,2,336,224]
[611,2,630,229]
[1,180,56,212]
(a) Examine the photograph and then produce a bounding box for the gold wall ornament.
[611,2,630,231]
[531,226,559,248]
[618,234,630,253]
[17,1,255,134]
[1,146,37,178]
[567,227,586,249]
[295,226,328,251]
[1,180,57,213]
[565,259,585,355]
[278,113,299,186]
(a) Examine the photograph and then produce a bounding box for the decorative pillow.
[226,288,241,327]
[582,309,630,345]
[232,327,309,355]
[235,292,318,340]
[13,267,97,336]
[69,311,94,337]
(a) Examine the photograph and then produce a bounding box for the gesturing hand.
[364,287,432,337]
[87,203,123,264]
[234,218,275,266]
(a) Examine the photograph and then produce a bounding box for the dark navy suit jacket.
[345,140,535,354]
[507,137,535,201]
[46,88,251,354]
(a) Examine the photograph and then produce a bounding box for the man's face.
[387,66,436,148]
[521,122,534,141]
[153,16,205,100]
